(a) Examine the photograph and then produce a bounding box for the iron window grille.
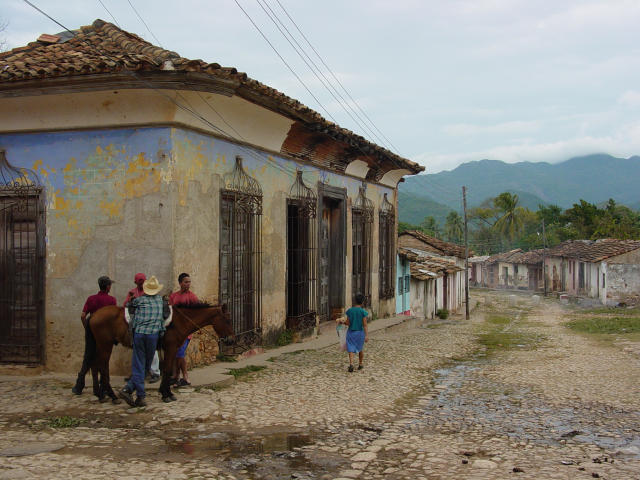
[379,193,395,299]
[219,156,262,348]
[351,183,373,306]
[0,149,45,364]
[286,170,318,331]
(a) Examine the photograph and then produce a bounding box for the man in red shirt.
[169,273,199,386]
[123,272,146,306]
[72,276,117,396]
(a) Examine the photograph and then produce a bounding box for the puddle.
[168,431,314,455]
[418,359,640,459]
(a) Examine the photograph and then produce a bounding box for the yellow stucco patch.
[99,199,124,218]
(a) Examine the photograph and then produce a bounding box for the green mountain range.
[399,153,640,225]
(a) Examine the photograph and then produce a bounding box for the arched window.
[379,193,395,299]
[351,183,373,305]
[0,150,45,364]
[220,156,262,345]
[286,171,317,331]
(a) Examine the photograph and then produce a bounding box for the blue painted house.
[0,20,424,371]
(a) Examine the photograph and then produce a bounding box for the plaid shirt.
[131,294,165,335]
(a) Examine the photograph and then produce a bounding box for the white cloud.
[414,122,640,173]
[618,90,640,108]
[443,120,539,136]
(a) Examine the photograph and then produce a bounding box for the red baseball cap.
[134,273,146,282]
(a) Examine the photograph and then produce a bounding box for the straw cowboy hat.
[142,276,163,296]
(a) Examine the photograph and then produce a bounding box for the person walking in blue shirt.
[118,275,165,407]
[343,293,369,372]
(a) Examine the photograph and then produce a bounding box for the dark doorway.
[286,172,317,331]
[318,184,346,323]
[0,151,45,364]
[442,273,448,311]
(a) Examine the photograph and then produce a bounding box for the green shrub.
[436,308,449,319]
[276,329,294,346]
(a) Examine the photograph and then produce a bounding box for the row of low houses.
[0,20,425,371]
[470,239,640,306]
[395,230,466,319]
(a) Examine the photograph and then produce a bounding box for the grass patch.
[228,365,266,379]
[565,316,640,334]
[486,314,512,325]
[580,307,640,316]
[216,353,238,362]
[46,416,85,428]
[477,330,545,353]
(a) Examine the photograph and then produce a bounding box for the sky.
[2,0,640,173]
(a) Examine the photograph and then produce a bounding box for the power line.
[256,0,389,150]
[234,0,339,125]
[274,0,401,154]
[96,0,120,28]
[125,0,163,47]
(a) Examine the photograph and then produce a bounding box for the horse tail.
[85,316,98,364]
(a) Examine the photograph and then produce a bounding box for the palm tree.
[444,211,464,243]
[420,216,441,238]
[493,192,525,242]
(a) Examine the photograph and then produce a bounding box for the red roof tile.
[0,19,423,175]
[399,230,467,258]
[546,239,640,262]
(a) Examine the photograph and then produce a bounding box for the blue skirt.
[346,330,365,353]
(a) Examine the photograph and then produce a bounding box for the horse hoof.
[71,386,82,395]
[162,396,172,403]
[170,394,177,402]
[112,398,122,405]
[99,396,109,403]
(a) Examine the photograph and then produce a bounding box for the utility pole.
[463,186,469,320]
[542,218,547,296]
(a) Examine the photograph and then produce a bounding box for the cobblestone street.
[1,291,639,479]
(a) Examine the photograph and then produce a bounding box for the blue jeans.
[126,332,159,398]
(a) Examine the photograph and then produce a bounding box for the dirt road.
[1,291,638,479]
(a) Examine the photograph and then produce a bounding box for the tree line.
[399,192,640,255]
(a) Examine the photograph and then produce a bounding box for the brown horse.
[72,302,233,403]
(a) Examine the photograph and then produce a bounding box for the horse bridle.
[174,306,231,344]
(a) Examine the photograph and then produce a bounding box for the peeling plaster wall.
[0,127,174,372]
[1,124,397,371]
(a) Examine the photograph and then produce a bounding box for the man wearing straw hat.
[118,275,165,407]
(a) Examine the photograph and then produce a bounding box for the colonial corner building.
[0,20,423,371]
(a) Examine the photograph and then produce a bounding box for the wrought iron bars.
[379,193,395,299]
[351,183,373,305]
[286,171,318,331]
[0,150,45,364]
[219,156,262,348]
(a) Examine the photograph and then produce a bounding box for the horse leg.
[91,364,100,399]
[96,342,115,403]
[160,341,178,402]
[72,320,96,395]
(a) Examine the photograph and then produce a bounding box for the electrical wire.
[256,0,389,150]
[125,0,163,47]
[96,0,120,28]
[274,0,401,154]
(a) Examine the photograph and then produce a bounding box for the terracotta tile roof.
[399,247,462,279]
[546,239,640,262]
[485,249,523,265]
[0,19,423,175]
[399,230,468,258]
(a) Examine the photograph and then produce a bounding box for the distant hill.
[398,191,453,226]
[399,154,640,224]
